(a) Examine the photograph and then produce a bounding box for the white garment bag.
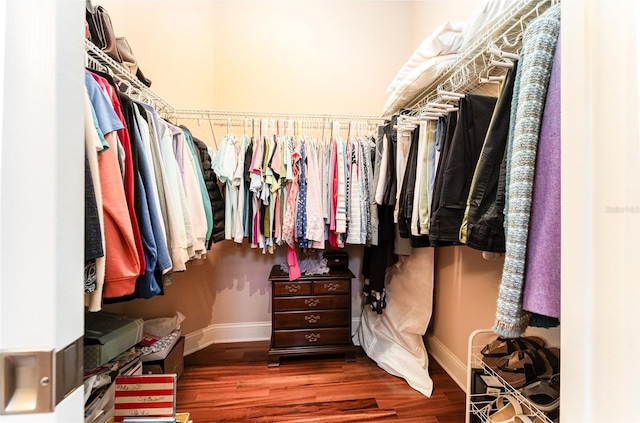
[356,247,435,397]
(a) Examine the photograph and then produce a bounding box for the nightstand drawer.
[273,295,349,311]
[273,281,312,296]
[313,280,350,294]
[273,309,350,329]
[273,328,351,348]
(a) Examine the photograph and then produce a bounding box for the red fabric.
[287,246,301,281]
[328,140,339,249]
[91,73,146,275]
[99,133,139,297]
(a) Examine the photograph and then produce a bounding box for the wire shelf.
[85,39,175,118]
[406,0,560,115]
[466,330,556,423]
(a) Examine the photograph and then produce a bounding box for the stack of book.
[84,348,143,423]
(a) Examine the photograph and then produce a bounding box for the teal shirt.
[183,130,214,243]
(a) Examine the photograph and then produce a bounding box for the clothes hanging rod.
[173,109,384,123]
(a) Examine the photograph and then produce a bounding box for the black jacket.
[461,63,518,253]
[191,136,225,246]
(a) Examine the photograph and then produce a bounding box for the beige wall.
[411,0,479,47]
[98,0,415,115]
[431,247,502,357]
[98,1,217,110]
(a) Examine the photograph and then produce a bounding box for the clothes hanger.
[490,58,514,69]
[438,89,465,99]
[487,46,519,61]
[208,117,218,150]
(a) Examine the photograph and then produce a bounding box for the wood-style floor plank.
[176,341,466,422]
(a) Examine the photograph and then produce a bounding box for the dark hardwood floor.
[176,341,466,422]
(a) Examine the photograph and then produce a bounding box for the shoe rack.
[466,329,557,423]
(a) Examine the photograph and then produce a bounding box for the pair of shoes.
[495,347,560,389]
[485,395,530,423]
[520,380,560,412]
[481,336,546,370]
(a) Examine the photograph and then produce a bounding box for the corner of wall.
[425,334,468,392]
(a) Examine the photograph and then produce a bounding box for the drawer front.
[273,281,312,296]
[273,328,351,348]
[313,280,350,295]
[273,309,350,329]
[273,295,349,311]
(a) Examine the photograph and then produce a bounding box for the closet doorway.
[0,1,84,421]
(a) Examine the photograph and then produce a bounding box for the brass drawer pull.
[304,315,320,324]
[304,298,320,307]
[284,284,300,293]
[305,333,321,343]
[324,282,339,292]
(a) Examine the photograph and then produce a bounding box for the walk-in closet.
[1,1,638,422]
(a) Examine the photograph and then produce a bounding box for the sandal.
[481,336,546,370]
[520,380,560,412]
[487,395,527,423]
[535,347,560,380]
[495,349,547,389]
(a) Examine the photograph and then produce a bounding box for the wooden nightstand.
[267,265,357,367]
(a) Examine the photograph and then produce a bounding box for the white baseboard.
[184,321,271,356]
[425,335,468,393]
[184,317,363,356]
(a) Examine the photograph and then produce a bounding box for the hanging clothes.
[305,139,325,248]
[417,120,439,237]
[360,137,375,245]
[397,126,420,241]
[181,126,214,248]
[232,136,249,244]
[134,103,173,276]
[83,88,107,312]
[362,119,399,314]
[346,138,362,245]
[85,71,140,300]
[494,3,561,338]
[189,137,225,247]
[295,139,309,248]
[522,30,562,327]
[167,122,208,259]
[428,94,497,246]
[460,61,519,253]
[119,93,162,300]
[158,119,190,271]
[213,134,239,241]
[90,71,147,278]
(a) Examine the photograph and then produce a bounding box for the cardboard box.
[143,336,185,379]
[84,311,144,369]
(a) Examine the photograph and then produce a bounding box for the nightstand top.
[268,265,355,281]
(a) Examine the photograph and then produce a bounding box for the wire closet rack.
[85,39,384,132]
[85,39,175,118]
[406,0,560,116]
